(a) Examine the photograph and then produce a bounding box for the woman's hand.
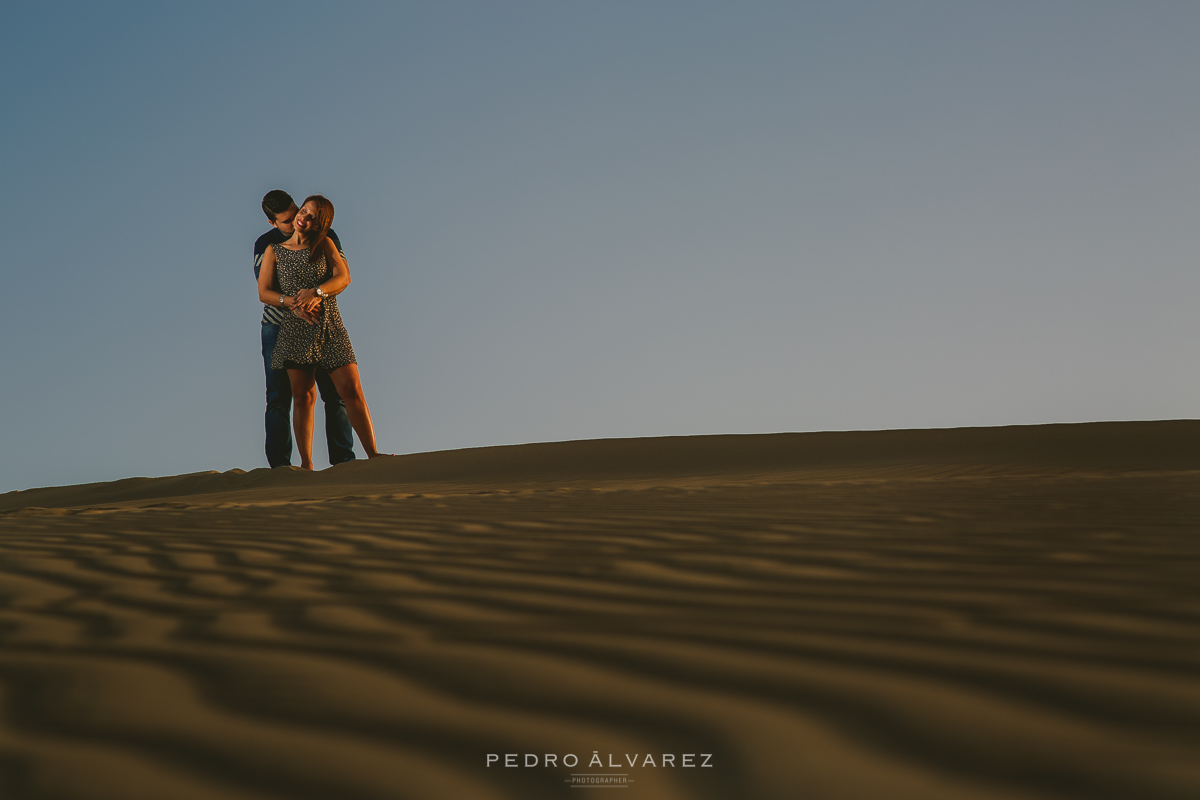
[293,288,322,312]
[291,305,319,325]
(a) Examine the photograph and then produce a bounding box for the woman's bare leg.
[288,368,318,469]
[328,364,381,457]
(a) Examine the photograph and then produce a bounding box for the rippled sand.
[0,422,1197,799]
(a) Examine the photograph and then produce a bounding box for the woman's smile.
[294,204,317,231]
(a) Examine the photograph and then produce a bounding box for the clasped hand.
[290,288,322,324]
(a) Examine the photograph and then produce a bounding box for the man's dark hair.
[261,190,295,221]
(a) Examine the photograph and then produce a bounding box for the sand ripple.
[0,470,1196,798]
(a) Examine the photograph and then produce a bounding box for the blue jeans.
[262,322,357,468]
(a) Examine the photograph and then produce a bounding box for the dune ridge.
[3,420,1197,513]
[0,422,1196,798]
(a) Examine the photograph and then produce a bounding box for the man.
[254,190,357,468]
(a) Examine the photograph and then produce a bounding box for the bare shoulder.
[323,237,346,262]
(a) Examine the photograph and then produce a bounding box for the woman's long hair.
[300,194,334,263]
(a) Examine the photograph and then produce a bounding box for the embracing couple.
[253,190,386,470]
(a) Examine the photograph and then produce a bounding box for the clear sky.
[2,1,1197,493]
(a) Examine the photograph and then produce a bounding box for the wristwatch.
[279,295,288,307]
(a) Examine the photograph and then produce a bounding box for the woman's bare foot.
[367,452,393,459]
[299,460,314,471]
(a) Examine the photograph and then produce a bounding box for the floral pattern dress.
[269,244,357,371]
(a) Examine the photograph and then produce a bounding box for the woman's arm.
[257,246,301,310]
[294,239,351,309]
[320,237,351,295]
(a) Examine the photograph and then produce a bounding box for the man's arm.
[253,231,273,282]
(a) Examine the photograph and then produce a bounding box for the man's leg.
[262,323,293,467]
[315,369,357,465]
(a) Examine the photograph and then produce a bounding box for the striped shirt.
[253,228,344,325]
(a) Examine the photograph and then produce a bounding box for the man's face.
[269,203,299,236]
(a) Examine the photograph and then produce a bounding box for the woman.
[257,195,384,469]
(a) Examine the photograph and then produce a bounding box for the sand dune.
[0,422,1197,798]
[3,420,1197,514]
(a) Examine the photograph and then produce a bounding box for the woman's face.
[294,202,318,234]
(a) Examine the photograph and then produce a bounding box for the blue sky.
[2,1,1198,493]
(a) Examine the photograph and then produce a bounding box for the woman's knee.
[333,375,364,403]
[291,385,318,407]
